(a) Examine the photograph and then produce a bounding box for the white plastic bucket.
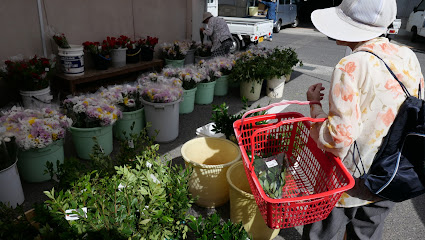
[0,159,25,208]
[267,77,285,98]
[20,87,53,109]
[58,45,84,76]
[111,48,127,68]
[141,98,181,143]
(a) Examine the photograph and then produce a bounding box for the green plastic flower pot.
[70,125,113,160]
[179,87,197,114]
[195,81,216,105]
[17,139,64,183]
[214,75,229,96]
[113,108,146,140]
[165,58,185,68]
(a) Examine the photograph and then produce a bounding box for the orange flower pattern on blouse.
[333,124,353,147]
[309,38,424,208]
[378,108,395,127]
[385,77,403,99]
[339,62,356,80]
[333,83,355,102]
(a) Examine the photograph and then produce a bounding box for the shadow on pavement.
[278,227,302,240]
[411,194,425,226]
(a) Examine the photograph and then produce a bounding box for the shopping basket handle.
[239,100,321,130]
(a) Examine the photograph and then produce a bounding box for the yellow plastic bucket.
[249,7,259,16]
[181,137,241,208]
[227,161,280,240]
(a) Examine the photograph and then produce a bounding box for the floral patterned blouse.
[310,37,424,207]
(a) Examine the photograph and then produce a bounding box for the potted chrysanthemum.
[97,84,145,140]
[161,41,190,68]
[203,57,235,97]
[173,66,204,114]
[138,74,183,142]
[194,62,217,105]
[63,96,122,160]
[194,42,213,64]
[2,55,56,108]
[0,106,72,182]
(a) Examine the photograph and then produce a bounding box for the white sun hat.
[311,0,397,42]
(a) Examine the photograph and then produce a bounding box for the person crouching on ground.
[200,12,233,57]
[304,0,424,239]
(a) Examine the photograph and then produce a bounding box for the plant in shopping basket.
[52,33,70,49]
[187,213,251,240]
[1,55,56,91]
[44,144,194,239]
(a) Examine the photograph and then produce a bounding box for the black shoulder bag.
[355,51,425,202]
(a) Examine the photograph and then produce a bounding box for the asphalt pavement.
[19,22,425,239]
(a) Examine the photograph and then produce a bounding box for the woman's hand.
[307,83,325,102]
[200,27,205,32]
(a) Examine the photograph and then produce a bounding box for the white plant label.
[118,183,126,191]
[150,174,160,184]
[45,68,49,72]
[128,140,134,149]
[146,162,152,168]
[100,145,104,154]
[65,207,87,221]
[265,159,278,168]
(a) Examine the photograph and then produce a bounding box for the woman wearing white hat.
[304,0,424,239]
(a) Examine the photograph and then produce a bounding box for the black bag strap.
[352,50,412,175]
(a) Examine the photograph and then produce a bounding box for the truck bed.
[221,16,273,39]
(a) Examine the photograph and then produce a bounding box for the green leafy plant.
[187,213,251,240]
[44,143,194,239]
[267,47,302,79]
[211,97,267,141]
[0,203,39,240]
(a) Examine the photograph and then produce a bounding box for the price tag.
[118,183,126,191]
[265,159,278,168]
[99,145,104,154]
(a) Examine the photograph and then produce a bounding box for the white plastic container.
[141,98,181,143]
[20,87,53,109]
[111,48,127,68]
[58,44,84,76]
[267,76,285,98]
[0,159,25,208]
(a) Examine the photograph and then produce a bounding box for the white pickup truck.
[222,17,274,53]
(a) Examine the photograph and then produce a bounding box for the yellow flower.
[28,134,33,139]
[52,133,58,141]
[83,101,89,106]
[97,108,103,113]
[112,114,117,120]
[28,117,36,125]
[124,97,129,105]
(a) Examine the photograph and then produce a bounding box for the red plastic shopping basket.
[233,101,355,229]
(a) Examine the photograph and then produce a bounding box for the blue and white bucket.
[58,44,84,76]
